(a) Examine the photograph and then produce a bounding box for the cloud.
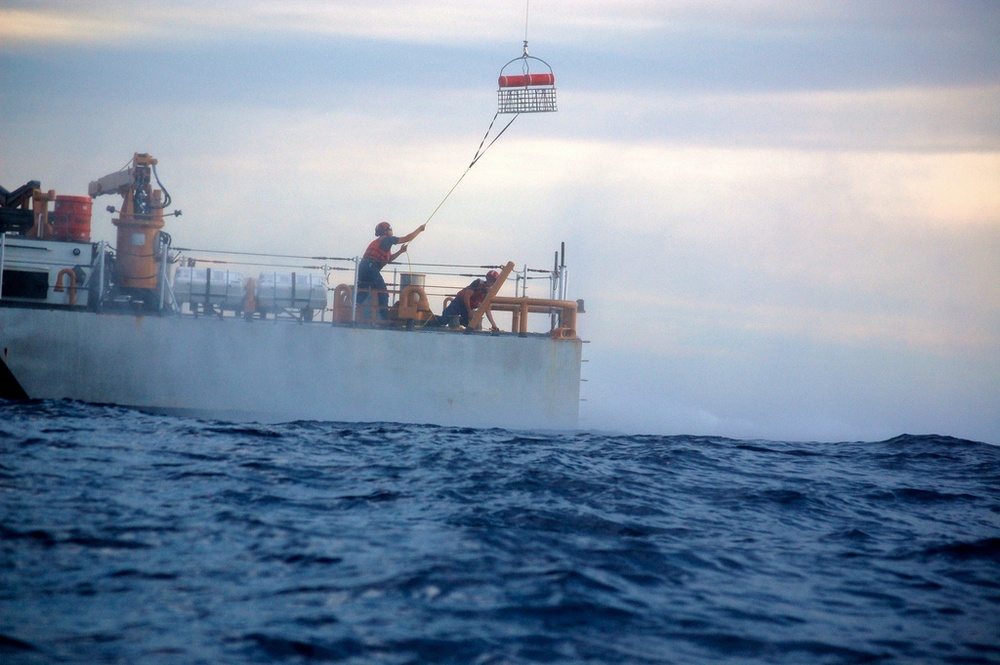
[0,1,536,48]
[570,86,1000,150]
[0,8,137,48]
[2,0,999,442]
[6,0,998,54]
[561,141,1000,357]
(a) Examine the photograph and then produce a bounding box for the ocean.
[1,400,998,664]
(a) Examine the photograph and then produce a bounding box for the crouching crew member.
[437,270,500,331]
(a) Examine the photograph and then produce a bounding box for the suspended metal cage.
[497,43,557,114]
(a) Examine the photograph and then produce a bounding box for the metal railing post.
[0,234,5,301]
[158,235,168,312]
[96,241,105,310]
[351,256,359,323]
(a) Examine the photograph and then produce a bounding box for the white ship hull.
[0,307,582,429]
[2,154,585,429]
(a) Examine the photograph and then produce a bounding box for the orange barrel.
[52,195,93,242]
[498,73,555,88]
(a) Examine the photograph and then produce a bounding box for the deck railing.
[169,246,581,339]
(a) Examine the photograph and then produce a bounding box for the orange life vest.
[363,237,393,266]
[468,280,489,310]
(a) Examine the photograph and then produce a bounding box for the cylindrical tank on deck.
[399,273,425,290]
[51,195,93,242]
[114,207,164,290]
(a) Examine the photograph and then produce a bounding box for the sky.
[2,0,998,443]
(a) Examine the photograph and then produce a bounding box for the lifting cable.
[403,111,516,290]
[420,1,549,230]
[419,111,519,228]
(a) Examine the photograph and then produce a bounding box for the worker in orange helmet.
[435,269,501,331]
[356,221,425,318]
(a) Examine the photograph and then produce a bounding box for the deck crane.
[88,152,181,305]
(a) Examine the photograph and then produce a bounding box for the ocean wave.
[1,399,998,664]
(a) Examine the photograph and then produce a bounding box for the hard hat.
[486,270,499,282]
[375,221,392,236]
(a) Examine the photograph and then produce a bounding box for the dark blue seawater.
[1,400,998,664]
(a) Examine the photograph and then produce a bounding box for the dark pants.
[439,297,470,327]
[356,260,389,315]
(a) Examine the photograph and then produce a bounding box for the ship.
[0,153,585,429]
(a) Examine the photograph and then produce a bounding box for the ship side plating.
[0,308,582,429]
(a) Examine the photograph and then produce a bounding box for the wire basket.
[498,86,557,114]
[497,51,557,114]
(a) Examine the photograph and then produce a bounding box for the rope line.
[420,112,519,228]
[471,111,501,167]
[182,258,340,270]
[472,112,520,168]
[174,247,353,262]
[396,261,507,269]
